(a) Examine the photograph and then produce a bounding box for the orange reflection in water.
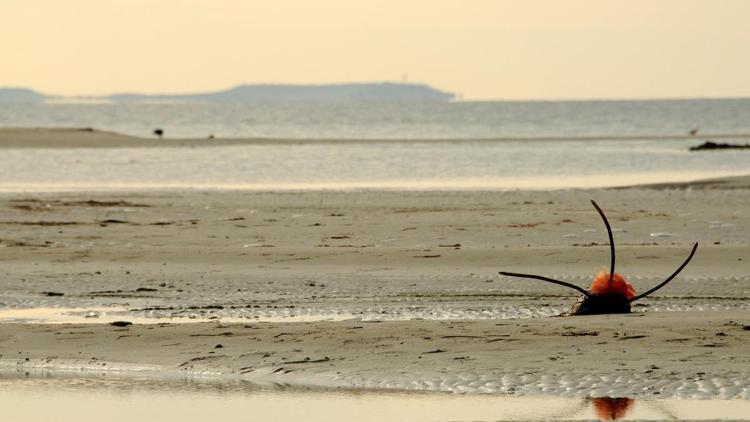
[591,397,635,420]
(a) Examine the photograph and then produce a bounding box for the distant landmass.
[0,83,454,104]
[0,88,46,103]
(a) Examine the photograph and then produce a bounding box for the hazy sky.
[2,0,749,100]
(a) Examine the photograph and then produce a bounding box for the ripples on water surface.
[0,139,749,191]
[3,99,750,139]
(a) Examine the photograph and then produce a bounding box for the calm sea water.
[3,99,750,139]
[1,99,749,190]
[0,139,748,191]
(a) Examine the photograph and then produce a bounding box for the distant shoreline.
[2,127,750,149]
[0,83,455,104]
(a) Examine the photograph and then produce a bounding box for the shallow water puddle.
[4,304,749,324]
[0,307,359,324]
[0,307,133,324]
[0,376,748,421]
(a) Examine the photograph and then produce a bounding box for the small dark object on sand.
[153,128,164,139]
[100,219,129,224]
[500,200,698,315]
[690,141,750,151]
[109,321,133,327]
[41,291,64,297]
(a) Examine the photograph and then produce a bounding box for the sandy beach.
[3,311,749,399]
[7,1,750,419]
[0,128,748,399]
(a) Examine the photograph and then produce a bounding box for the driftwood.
[500,200,698,315]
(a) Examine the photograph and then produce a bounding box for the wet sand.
[0,127,748,398]
[2,376,749,421]
[2,311,749,398]
[0,182,748,398]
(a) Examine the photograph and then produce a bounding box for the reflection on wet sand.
[0,375,747,421]
[591,397,635,420]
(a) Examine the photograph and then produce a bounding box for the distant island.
[0,83,454,104]
[0,88,46,103]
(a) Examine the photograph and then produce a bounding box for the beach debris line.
[689,140,750,151]
[499,200,698,315]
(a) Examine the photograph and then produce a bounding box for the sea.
[1,99,749,190]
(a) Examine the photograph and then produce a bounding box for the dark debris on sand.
[690,141,750,151]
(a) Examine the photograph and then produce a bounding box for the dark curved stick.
[591,200,615,282]
[499,271,592,298]
[630,242,699,302]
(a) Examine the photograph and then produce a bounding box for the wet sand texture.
[0,138,748,397]
[2,312,750,398]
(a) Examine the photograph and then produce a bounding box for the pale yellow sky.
[1,0,749,100]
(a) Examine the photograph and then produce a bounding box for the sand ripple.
[328,371,750,399]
